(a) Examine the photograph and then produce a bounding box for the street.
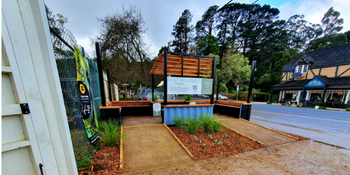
[251,104,350,149]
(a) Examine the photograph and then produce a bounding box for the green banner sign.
[74,46,98,142]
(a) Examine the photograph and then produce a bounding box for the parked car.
[133,89,158,100]
[214,94,228,100]
[195,94,209,99]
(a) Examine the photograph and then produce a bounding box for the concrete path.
[220,118,296,147]
[251,104,350,149]
[123,125,191,173]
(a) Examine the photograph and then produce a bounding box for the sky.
[44,0,350,58]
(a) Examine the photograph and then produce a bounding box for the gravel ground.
[137,140,350,174]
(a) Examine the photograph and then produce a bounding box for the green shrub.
[313,101,323,106]
[200,114,223,133]
[266,101,272,104]
[318,106,326,109]
[80,158,92,168]
[296,104,299,107]
[99,119,125,146]
[184,116,203,134]
[346,108,350,111]
[172,116,185,129]
[153,94,158,102]
[281,103,285,106]
[184,95,192,101]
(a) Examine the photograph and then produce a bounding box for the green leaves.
[184,116,204,134]
[173,114,222,134]
[201,114,223,133]
[172,116,185,129]
[99,119,126,147]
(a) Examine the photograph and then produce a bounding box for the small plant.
[318,106,326,109]
[80,157,92,168]
[281,103,285,106]
[172,115,185,129]
[296,104,299,107]
[184,116,203,134]
[313,101,323,106]
[99,119,125,147]
[346,108,350,111]
[201,114,223,133]
[153,94,158,102]
[266,101,272,104]
[183,95,192,101]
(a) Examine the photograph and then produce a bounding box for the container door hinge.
[20,103,30,114]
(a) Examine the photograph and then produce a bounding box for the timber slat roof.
[150,54,214,77]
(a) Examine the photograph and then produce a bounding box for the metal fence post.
[95,42,106,106]
[107,69,112,101]
[247,60,256,103]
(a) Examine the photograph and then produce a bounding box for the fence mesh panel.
[50,28,101,169]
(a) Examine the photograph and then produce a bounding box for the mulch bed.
[79,145,122,175]
[278,131,310,141]
[170,126,264,160]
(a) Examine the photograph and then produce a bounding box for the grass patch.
[266,101,272,104]
[184,116,203,134]
[99,119,126,147]
[200,114,223,133]
[318,106,326,110]
[172,115,185,129]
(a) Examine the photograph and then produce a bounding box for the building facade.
[272,44,350,108]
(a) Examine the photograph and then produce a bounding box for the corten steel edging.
[221,123,265,146]
[238,119,299,140]
[120,126,123,170]
[163,123,194,158]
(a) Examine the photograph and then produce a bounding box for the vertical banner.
[74,46,99,143]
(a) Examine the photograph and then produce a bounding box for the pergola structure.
[150,51,217,105]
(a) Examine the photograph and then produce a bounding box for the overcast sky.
[44,0,350,58]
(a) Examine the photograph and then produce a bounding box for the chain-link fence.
[50,25,101,169]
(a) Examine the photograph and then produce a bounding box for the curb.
[239,118,299,140]
[163,123,194,158]
[221,123,265,146]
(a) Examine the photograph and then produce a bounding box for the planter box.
[163,104,214,125]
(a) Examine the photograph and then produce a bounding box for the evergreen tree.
[171,10,194,53]
[321,7,344,36]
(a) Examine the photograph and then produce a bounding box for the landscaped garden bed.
[169,115,264,160]
[79,120,125,175]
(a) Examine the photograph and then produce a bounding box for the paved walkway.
[123,125,191,173]
[218,117,296,147]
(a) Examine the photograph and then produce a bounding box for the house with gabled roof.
[272,43,350,108]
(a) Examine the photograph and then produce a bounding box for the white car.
[214,94,228,100]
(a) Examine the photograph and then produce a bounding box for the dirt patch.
[279,131,310,141]
[80,145,122,175]
[123,125,191,173]
[143,140,350,174]
[169,126,264,160]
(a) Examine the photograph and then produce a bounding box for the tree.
[321,7,344,36]
[195,5,219,41]
[96,6,152,86]
[306,33,347,52]
[219,49,251,92]
[171,9,194,53]
[158,46,169,55]
[196,35,219,55]
[345,30,350,43]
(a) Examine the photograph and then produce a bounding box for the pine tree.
[171,10,194,53]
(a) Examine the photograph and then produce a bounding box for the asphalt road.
[251,104,350,149]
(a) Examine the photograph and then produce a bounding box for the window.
[295,65,308,73]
